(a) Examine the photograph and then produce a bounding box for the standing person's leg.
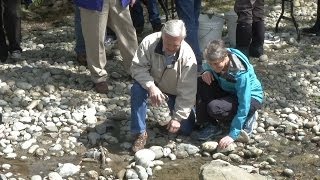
[74,5,87,66]
[108,0,138,73]
[130,0,144,34]
[234,0,253,57]
[3,0,21,58]
[250,0,265,58]
[147,0,162,32]
[80,0,109,93]
[302,0,320,35]
[130,81,149,152]
[175,0,202,71]
[0,0,9,62]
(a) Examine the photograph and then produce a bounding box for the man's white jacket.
[131,32,197,121]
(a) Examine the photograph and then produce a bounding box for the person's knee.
[207,101,222,117]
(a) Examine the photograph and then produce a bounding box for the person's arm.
[228,72,252,140]
[172,57,197,121]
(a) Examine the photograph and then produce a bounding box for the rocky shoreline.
[0,0,320,179]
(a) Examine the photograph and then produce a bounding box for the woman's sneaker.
[198,124,223,141]
[11,50,21,60]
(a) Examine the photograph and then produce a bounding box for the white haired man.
[130,20,197,152]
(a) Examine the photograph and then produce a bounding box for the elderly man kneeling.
[130,20,197,153]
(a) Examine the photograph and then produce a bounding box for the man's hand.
[201,71,214,85]
[167,119,181,133]
[148,85,167,106]
[218,135,234,149]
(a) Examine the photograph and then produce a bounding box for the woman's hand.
[218,135,234,149]
[201,71,214,85]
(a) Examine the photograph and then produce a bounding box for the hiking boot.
[198,124,223,141]
[132,131,148,153]
[95,81,109,94]
[243,111,258,134]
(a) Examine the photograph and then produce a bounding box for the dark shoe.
[11,50,22,60]
[302,20,320,36]
[132,131,148,153]
[198,124,223,141]
[76,53,87,66]
[302,26,320,36]
[95,81,109,94]
[152,23,163,32]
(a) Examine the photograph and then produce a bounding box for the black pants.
[0,0,21,53]
[196,77,262,127]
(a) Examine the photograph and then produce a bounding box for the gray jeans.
[234,0,264,24]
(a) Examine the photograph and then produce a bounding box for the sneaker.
[132,131,148,153]
[243,111,258,134]
[95,81,109,94]
[198,124,223,141]
[264,32,280,44]
[11,50,21,59]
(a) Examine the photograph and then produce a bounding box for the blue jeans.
[130,0,161,28]
[175,0,202,65]
[131,81,195,135]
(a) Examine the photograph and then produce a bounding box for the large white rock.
[55,163,80,177]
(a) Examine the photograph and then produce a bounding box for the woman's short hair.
[203,40,228,62]
[161,19,187,38]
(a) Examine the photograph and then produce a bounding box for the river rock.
[199,160,268,180]
[149,146,164,159]
[201,141,218,152]
[55,163,80,177]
